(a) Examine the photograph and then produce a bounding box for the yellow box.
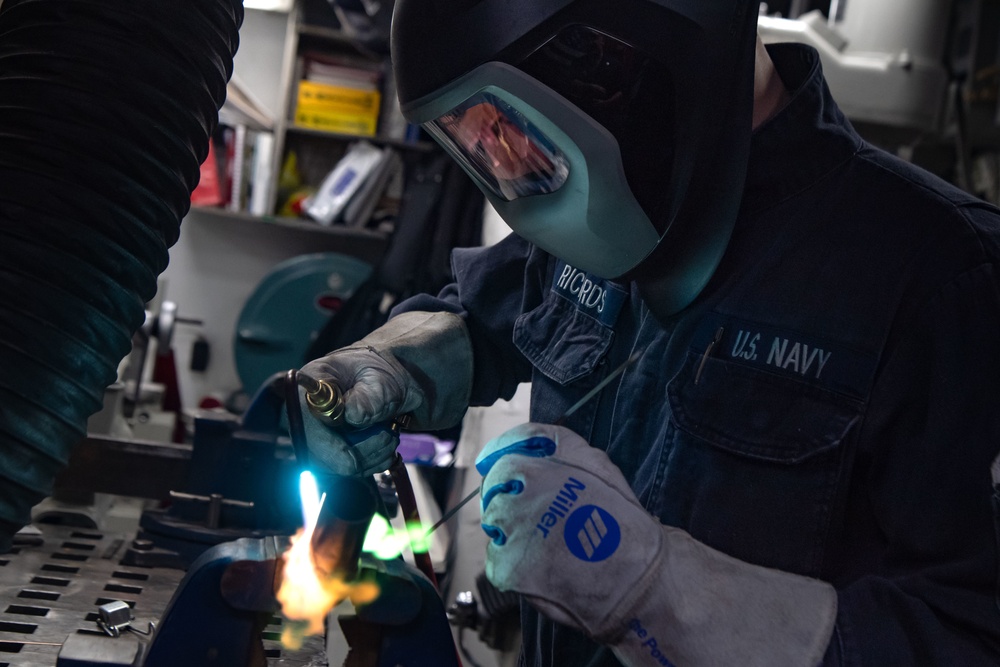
[296,80,381,114]
[294,108,379,137]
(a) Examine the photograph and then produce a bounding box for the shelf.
[245,0,294,12]
[297,23,353,43]
[296,23,383,58]
[188,205,390,240]
[284,124,435,151]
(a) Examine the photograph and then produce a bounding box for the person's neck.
[752,37,791,129]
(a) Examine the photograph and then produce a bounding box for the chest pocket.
[660,350,863,577]
[513,293,614,386]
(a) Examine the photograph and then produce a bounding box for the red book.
[191,140,225,207]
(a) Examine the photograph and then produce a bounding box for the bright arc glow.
[299,470,323,528]
[361,514,431,560]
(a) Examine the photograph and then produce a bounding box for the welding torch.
[287,349,638,581]
[285,369,438,589]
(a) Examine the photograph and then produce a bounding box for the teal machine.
[233,252,373,397]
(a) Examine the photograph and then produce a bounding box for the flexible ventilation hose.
[0,0,242,550]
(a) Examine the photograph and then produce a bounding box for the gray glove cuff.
[610,527,837,667]
[349,310,473,430]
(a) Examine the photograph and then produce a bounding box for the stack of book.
[192,75,276,216]
[294,52,383,137]
[303,140,402,228]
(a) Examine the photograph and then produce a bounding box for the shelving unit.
[187,204,390,267]
[269,0,433,218]
[296,21,372,47]
[194,0,438,250]
[190,205,388,240]
[164,3,483,420]
[283,124,436,152]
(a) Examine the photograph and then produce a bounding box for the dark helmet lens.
[425,92,571,201]
[518,24,676,229]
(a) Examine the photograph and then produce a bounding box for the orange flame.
[276,527,380,650]
[276,476,380,651]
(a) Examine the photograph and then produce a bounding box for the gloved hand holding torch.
[298,311,473,477]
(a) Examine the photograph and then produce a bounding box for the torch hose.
[284,369,311,469]
[389,454,439,590]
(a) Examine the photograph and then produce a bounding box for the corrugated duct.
[0,0,242,550]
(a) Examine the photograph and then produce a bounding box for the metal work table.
[0,523,324,666]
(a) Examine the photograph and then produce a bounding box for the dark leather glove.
[300,311,473,476]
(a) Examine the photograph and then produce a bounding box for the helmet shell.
[392,0,759,316]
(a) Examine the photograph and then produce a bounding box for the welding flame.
[277,472,439,650]
[277,472,379,650]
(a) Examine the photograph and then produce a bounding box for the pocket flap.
[514,295,613,385]
[668,352,862,464]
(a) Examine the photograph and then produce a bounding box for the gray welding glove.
[300,311,473,477]
[476,423,837,667]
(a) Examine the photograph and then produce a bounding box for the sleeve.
[823,260,1000,665]
[391,233,540,407]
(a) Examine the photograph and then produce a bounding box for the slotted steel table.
[0,524,325,666]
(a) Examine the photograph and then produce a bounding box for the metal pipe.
[310,473,377,581]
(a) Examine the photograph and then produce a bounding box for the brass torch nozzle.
[302,377,345,422]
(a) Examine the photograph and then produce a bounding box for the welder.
[300,0,1000,665]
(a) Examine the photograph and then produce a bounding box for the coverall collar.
[740,43,864,216]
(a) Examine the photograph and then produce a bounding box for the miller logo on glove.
[476,423,838,667]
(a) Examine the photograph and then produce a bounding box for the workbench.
[0,523,325,666]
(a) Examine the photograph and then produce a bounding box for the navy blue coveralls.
[398,44,1000,666]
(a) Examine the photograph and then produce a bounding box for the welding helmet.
[392,0,759,316]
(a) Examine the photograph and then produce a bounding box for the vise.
[121,373,307,570]
[55,475,460,666]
